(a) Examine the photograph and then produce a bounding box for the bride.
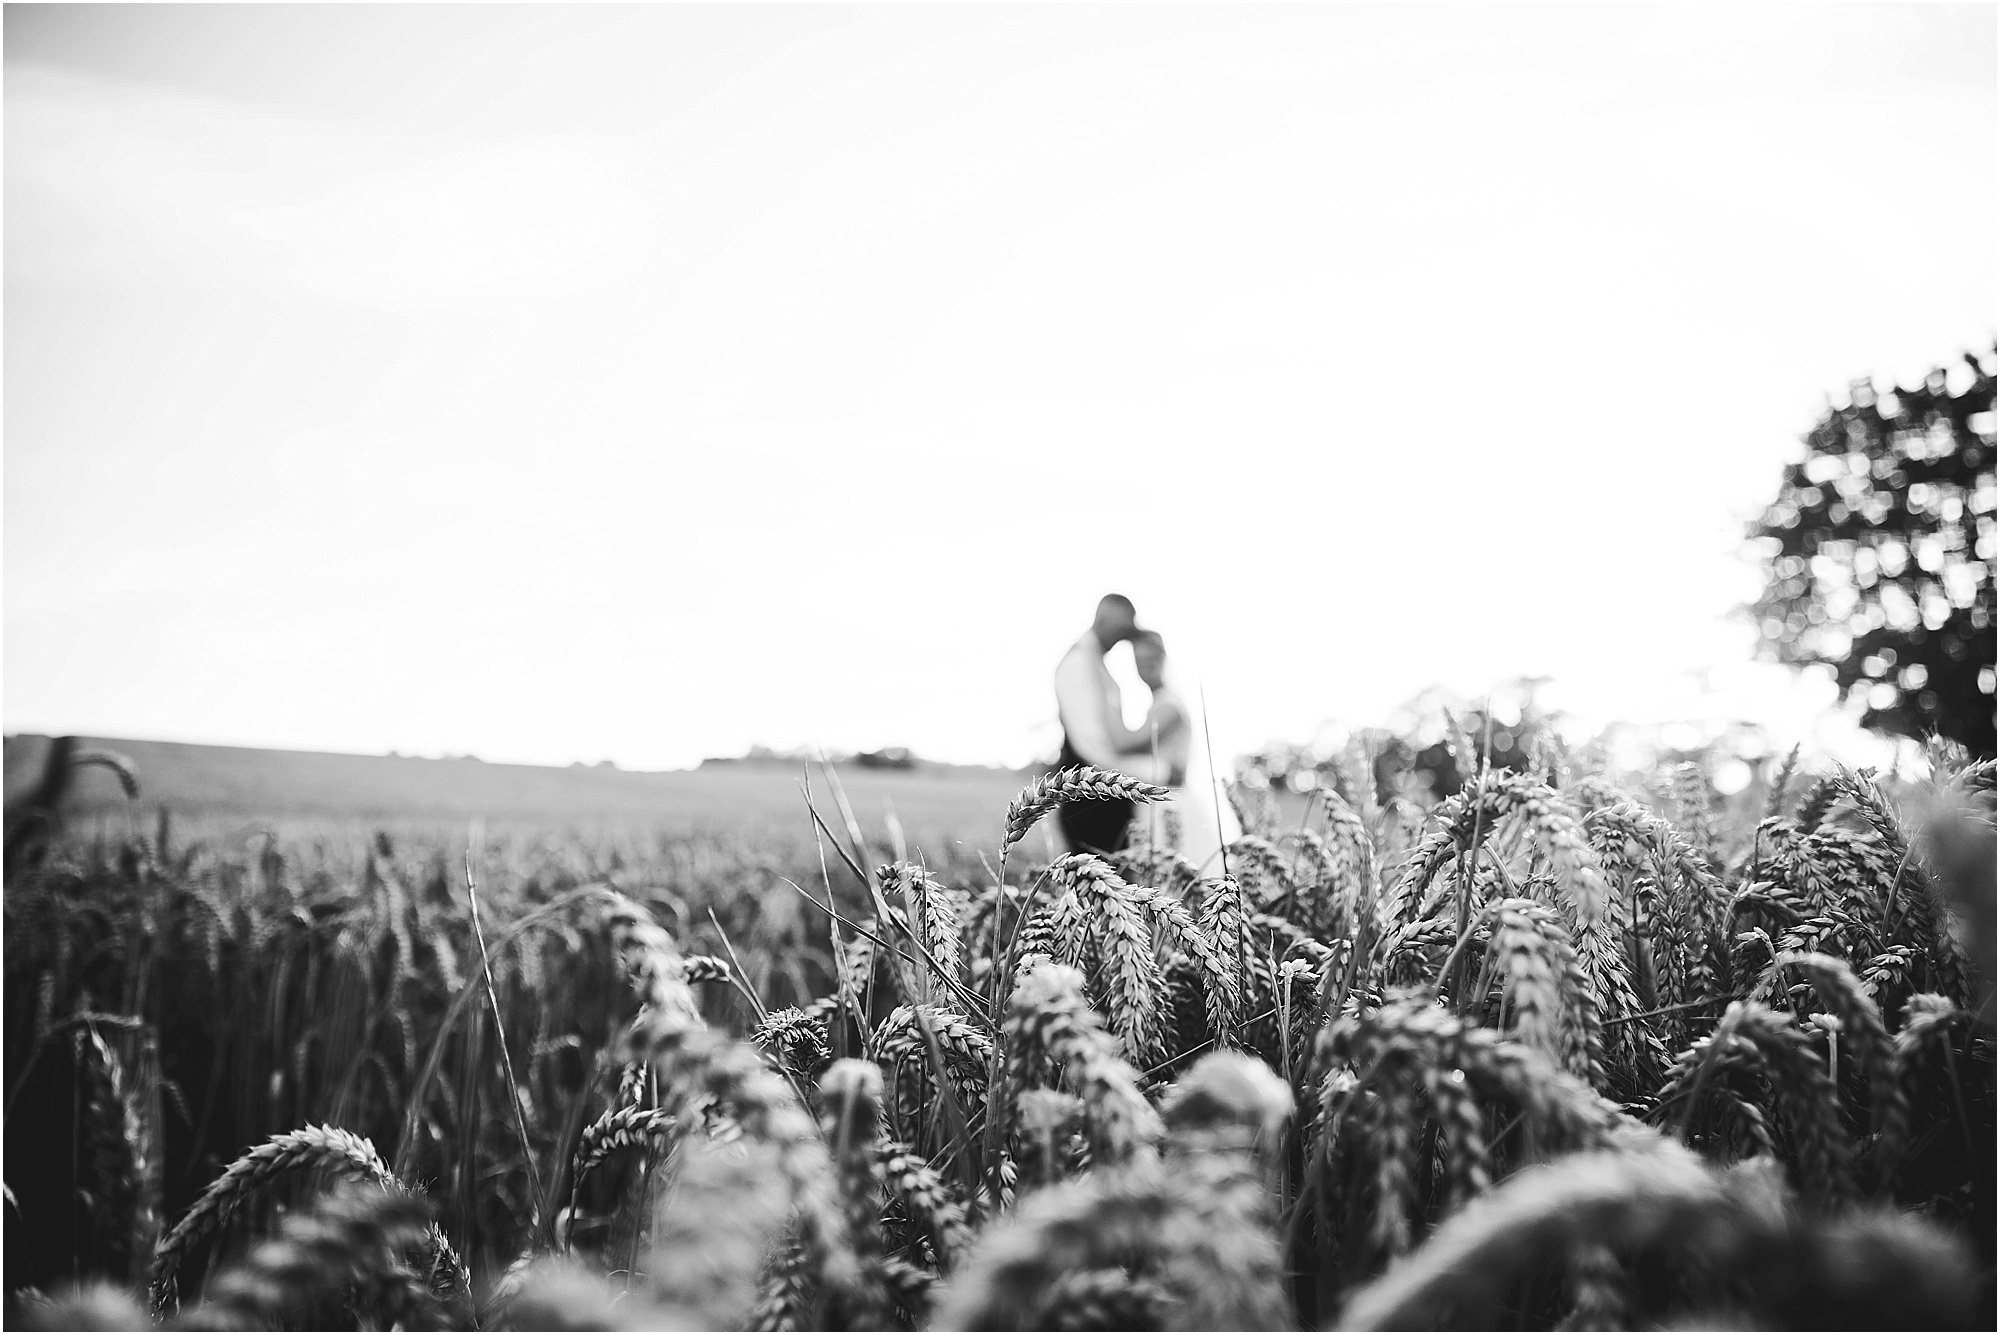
[1123,630,1240,876]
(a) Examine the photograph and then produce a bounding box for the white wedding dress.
[1128,673,1241,878]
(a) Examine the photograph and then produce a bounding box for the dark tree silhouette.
[1748,349,1996,757]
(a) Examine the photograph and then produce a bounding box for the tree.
[1748,349,1996,757]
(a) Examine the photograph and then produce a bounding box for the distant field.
[2,733,1033,846]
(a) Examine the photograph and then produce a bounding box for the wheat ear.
[880,862,964,989]
[639,1130,796,1330]
[1002,962,1162,1168]
[489,1257,648,1331]
[1658,999,1856,1203]
[1764,744,1803,819]
[1404,772,1610,926]
[1340,1142,1720,1330]
[1029,1268,1174,1330]
[1002,767,1170,854]
[659,1033,861,1298]
[872,1002,993,1131]
[605,893,705,1061]
[1771,951,1908,1187]
[1482,899,1599,1080]
[876,1141,973,1266]
[1311,790,1378,937]
[934,1153,1289,1331]
[14,1283,148,1332]
[1159,1050,1292,1152]
[565,1103,686,1244]
[181,1183,439,1332]
[815,1058,892,1327]
[754,1006,833,1083]
[149,1124,395,1315]
[1048,854,1166,1063]
[1555,1239,1628,1332]
[75,1027,154,1286]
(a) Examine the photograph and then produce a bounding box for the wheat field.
[3,734,1993,1330]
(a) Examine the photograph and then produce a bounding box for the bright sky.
[6,4,1994,775]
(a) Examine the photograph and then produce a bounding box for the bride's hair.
[1131,630,1169,686]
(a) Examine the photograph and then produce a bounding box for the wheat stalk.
[566,1102,686,1242]
[490,1257,637,1332]
[1657,999,1856,1203]
[14,1282,148,1332]
[1555,1238,1628,1332]
[1482,899,1602,1083]
[1226,835,1295,909]
[1012,1086,1087,1193]
[876,1140,973,1266]
[640,1131,796,1330]
[1002,767,1170,855]
[935,1146,1288,1330]
[1769,951,1907,1187]
[150,1124,396,1315]
[1316,993,1638,1173]
[819,1058,890,1328]
[657,1033,860,1299]
[1029,1267,1173,1330]
[75,1027,153,1287]
[1402,772,1610,927]
[1340,1142,1720,1330]
[181,1183,439,1332]
[872,1002,993,1132]
[606,892,706,1062]
[754,1006,833,1084]
[1002,961,1162,1169]
[880,862,964,990]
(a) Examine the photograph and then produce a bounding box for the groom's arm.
[1055,654,1172,784]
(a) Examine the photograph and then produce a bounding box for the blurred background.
[6,3,1994,788]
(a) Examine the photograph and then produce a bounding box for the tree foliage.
[1749,350,1997,757]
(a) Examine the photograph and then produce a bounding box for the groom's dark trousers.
[1054,736,1134,855]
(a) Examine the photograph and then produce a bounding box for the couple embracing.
[1051,594,1240,873]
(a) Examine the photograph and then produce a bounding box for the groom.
[1052,593,1173,854]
